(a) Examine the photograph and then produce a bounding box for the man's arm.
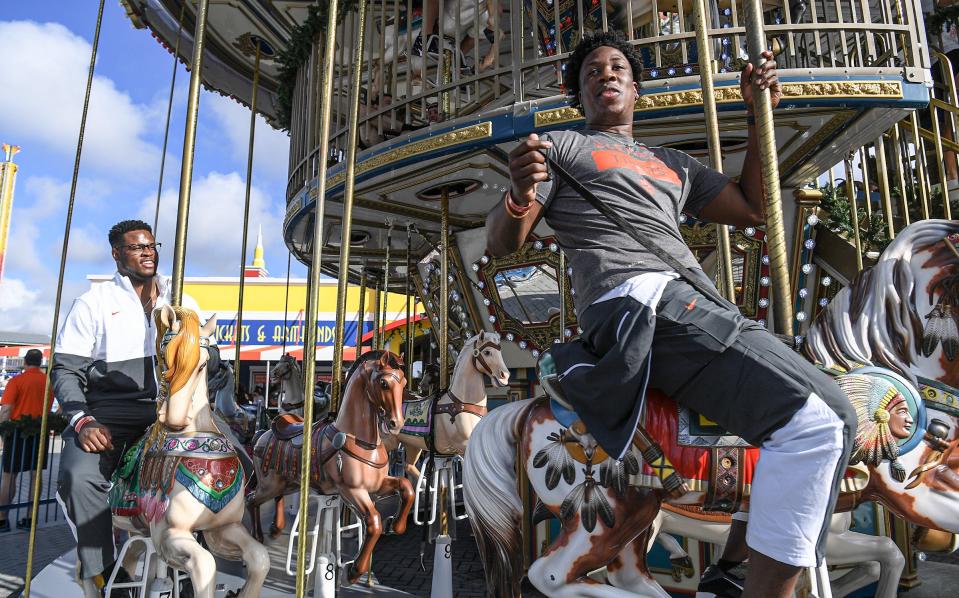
[51,298,97,426]
[486,133,552,256]
[697,51,782,228]
[0,381,15,423]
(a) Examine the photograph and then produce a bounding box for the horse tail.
[463,398,536,598]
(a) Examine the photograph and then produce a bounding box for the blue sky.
[0,1,305,335]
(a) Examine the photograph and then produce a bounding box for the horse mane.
[345,349,404,382]
[155,307,202,396]
[804,219,959,380]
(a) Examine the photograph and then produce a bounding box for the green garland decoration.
[276,0,358,131]
[0,413,68,438]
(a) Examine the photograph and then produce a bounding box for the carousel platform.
[9,516,958,597]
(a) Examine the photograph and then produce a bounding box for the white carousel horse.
[110,306,269,598]
[463,219,959,597]
[383,331,510,476]
[650,506,905,598]
[368,0,500,105]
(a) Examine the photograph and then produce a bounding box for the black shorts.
[1,434,41,474]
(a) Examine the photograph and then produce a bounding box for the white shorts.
[745,392,845,567]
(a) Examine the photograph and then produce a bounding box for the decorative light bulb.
[506,333,514,342]
[518,341,527,349]
[488,315,496,323]
[480,255,489,264]
[760,276,770,287]
[804,239,816,250]
[533,241,544,250]
[807,214,819,226]
[744,227,756,237]
[822,276,832,287]
[819,298,829,307]
[798,288,808,299]
[802,263,813,274]
[758,298,769,308]
[796,311,807,322]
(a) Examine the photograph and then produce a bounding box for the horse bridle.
[471,338,502,378]
[905,376,959,488]
[365,367,405,426]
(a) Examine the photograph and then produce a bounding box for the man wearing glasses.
[52,219,185,592]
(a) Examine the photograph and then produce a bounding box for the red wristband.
[74,415,95,433]
[504,190,531,218]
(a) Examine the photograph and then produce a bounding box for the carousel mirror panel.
[681,222,771,322]
[413,245,482,374]
[477,237,575,352]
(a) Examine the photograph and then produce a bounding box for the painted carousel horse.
[110,306,269,598]
[650,505,905,598]
[248,350,415,583]
[207,346,256,445]
[383,331,510,477]
[253,354,333,538]
[463,219,959,597]
[269,353,332,418]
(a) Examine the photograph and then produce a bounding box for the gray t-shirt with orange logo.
[536,129,729,313]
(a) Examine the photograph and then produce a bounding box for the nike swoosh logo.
[111,311,121,316]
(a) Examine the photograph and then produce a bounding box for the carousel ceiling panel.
[122,0,294,124]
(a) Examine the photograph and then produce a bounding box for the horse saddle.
[538,351,690,499]
[272,413,305,442]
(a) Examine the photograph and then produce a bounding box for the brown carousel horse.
[247,350,415,583]
[463,220,959,597]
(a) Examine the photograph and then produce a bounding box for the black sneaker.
[411,34,439,57]
[696,564,745,598]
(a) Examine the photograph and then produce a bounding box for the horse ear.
[159,305,177,331]
[201,313,217,337]
[379,351,391,368]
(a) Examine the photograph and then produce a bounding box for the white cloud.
[0,21,160,176]
[207,94,290,183]
[0,278,53,334]
[140,171,286,276]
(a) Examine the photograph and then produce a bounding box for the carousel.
[16,0,959,597]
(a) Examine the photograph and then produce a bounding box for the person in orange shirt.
[0,349,51,532]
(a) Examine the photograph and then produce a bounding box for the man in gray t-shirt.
[486,31,855,598]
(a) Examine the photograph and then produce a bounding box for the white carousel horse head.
[805,219,959,533]
[155,305,217,432]
[460,331,510,387]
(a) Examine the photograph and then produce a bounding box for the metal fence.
[0,428,63,528]
[285,0,931,201]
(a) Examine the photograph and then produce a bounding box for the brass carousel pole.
[331,0,369,404]
[744,0,793,333]
[693,0,736,300]
[438,186,450,539]
[23,3,105,594]
[356,264,368,351]
[372,280,382,348]
[233,42,263,397]
[405,223,414,375]
[844,154,865,272]
[558,250,567,343]
[382,219,394,349]
[153,3,185,234]
[873,135,896,240]
[171,0,211,305]
[296,1,340,595]
[439,188,450,389]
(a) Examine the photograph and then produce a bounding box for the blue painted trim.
[284,76,929,248]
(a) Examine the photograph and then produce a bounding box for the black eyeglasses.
[116,243,161,253]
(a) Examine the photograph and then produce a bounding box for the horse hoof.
[269,525,283,539]
[347,565,363,585]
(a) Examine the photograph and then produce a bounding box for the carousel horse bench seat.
[272,413,305,441]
